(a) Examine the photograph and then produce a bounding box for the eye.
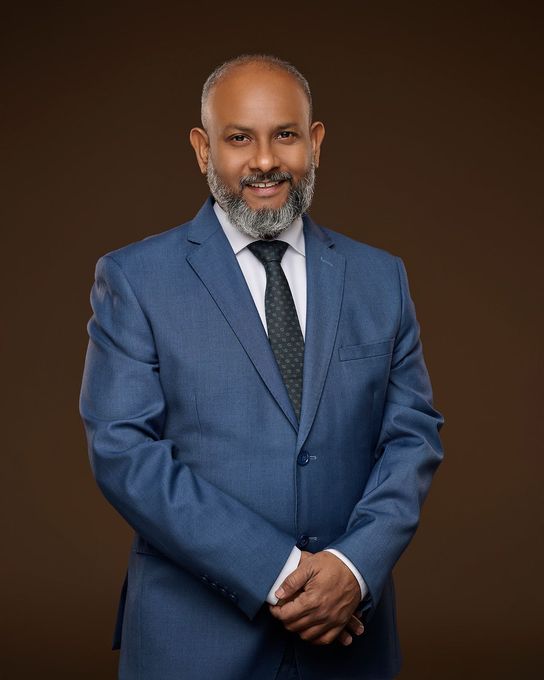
[277,130,296,139]
[229,134,249,143]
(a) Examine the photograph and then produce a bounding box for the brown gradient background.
[2,2,542,678]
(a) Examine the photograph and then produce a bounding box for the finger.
[295,621,330,642]
[346,614,365,637]
[272,602,305,621]
[294,613,363,641]
[306,624,345,646]
[337,629,353,646]
[275,562,312,600]
[278,609,325,633]
[269,593,319,625]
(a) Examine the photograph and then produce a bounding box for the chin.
[245,198,287,212]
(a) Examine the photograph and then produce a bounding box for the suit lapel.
[186,198,299,431]
[297,214,346,451]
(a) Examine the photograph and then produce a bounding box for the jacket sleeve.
[326,256,444,619]
[79,254,295,620]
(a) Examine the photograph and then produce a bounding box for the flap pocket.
[338,338,395,361]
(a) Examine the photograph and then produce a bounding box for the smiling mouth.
[246,180,283,188]
[245,181,287,198]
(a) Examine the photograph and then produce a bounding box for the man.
[80,54,444,680]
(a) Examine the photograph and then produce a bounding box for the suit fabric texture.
[79,196,444,680]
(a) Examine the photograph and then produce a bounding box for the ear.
[189,127,210,174]
[309,121,325,168]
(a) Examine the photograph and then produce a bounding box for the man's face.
[190,64,325,238]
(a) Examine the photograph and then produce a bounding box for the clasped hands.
[268,550,364,647]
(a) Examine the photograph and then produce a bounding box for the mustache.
[240,171,292,187]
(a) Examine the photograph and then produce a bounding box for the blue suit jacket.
[80,196,444,680]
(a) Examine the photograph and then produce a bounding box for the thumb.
[275,561,311,600]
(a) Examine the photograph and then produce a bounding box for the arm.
[269,256,444,639]
[326,256,444,618]
[79,254,295,621]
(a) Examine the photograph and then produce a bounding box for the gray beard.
[206,159,316,239]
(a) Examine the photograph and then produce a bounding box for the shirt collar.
[213,199,305,257]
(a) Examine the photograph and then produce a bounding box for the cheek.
[282,149,312,177]
[215,155,248,186]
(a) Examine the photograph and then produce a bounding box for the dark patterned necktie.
[247,240,304,420]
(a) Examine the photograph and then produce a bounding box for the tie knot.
[247,239,289,264]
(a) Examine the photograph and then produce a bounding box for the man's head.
[190,54,325,239]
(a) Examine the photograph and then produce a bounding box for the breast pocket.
[338,338,395,361]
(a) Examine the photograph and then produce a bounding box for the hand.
[268,550,364,646]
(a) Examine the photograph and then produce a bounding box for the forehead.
[206,64,310,130]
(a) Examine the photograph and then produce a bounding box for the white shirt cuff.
[324,548,368,602]
[266,546,301,604]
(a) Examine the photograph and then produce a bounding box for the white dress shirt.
[213,200,368,605]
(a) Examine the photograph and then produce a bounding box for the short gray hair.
[201,54,313,129]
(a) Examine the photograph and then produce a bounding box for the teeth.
[248,181,280,188]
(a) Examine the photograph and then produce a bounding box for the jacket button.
[201,575,210,583]
[297,450,310,466]
[297,534,310,548]
[229,593,238,602]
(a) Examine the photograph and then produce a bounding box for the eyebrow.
[223,122,301,133]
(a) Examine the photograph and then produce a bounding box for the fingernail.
[356,626,364,635]
[344,636,352,645]
[275,588,285,598]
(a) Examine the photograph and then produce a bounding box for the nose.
[249,140,280,175]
